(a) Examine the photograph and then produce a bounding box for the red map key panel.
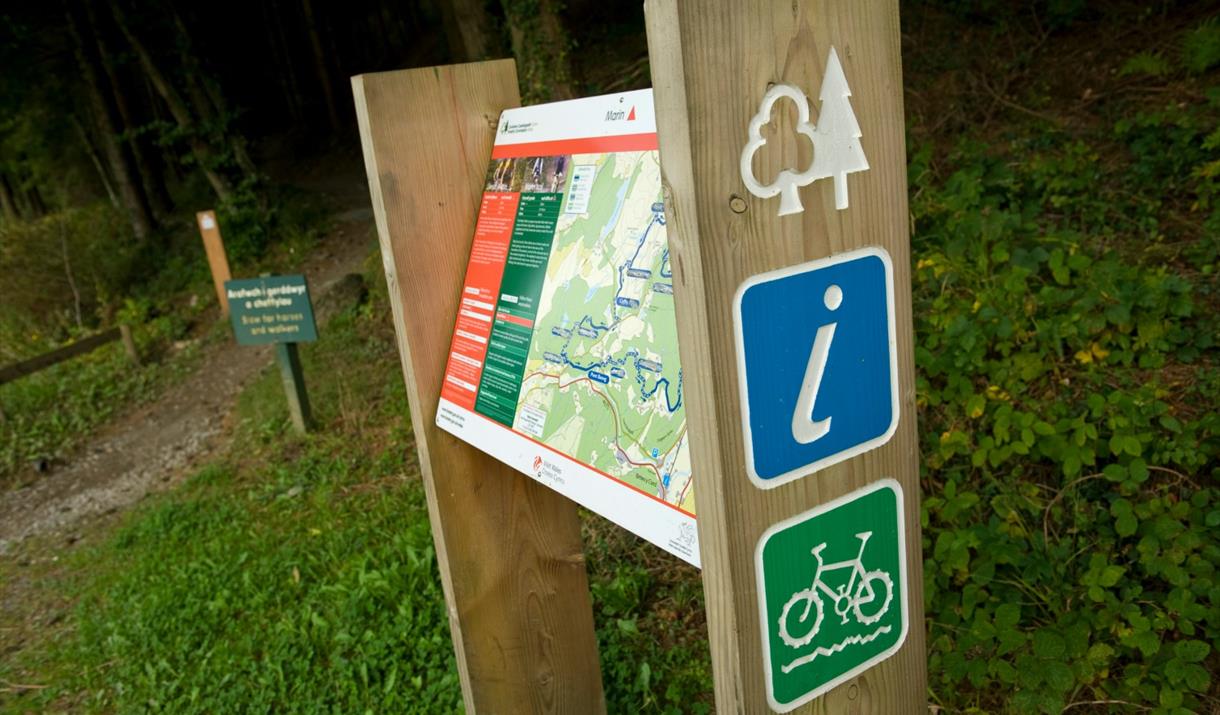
[440,191,520,410]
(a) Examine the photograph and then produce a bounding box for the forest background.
[1,0,1219,713]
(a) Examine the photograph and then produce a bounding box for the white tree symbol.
[739,47,869,215]
[739,84,819,217]
[810,47,869,210]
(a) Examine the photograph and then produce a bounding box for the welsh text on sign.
[225,275,318,346]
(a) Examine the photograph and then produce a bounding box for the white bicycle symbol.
[778,531,894,649]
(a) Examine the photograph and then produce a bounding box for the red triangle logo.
[627,107,636,121]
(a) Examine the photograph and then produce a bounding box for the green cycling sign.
[755,479,908,711]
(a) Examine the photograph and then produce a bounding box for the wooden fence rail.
[0,325,138,386]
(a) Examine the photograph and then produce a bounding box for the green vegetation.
[907,9,1220,713]
[0,266,713,713]
[586,528,714,714]
[0,186,326,484]
[0,319,203,482]
[1,275,455,713]
[1,4,1217,715]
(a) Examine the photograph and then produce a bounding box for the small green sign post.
[755,479,908,712]
[225,274,317,433]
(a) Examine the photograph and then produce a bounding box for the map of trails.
[435,89,698,566]
[514,150,692,512]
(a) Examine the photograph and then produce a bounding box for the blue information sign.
[733,247,899,488]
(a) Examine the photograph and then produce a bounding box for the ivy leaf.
[1033,630,1066,659]
[1087,643,1114,664]
[966,393,986,419]
[1173,639,1209,663]
[1099,564,1126,586]
[1183,663,1210,692]
[1111,500,1138,537]
[1159,686,1184,707]
[991,659,1018,684]
[1044,660,1074,692]
[994,603,1021,630]
[1125,630,1161,657]
[1165,657,1188,684]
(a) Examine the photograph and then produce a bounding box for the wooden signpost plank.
[352,61,605,714]
[197,210,233,317]
[645,1,926,711]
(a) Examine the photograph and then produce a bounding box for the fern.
[1118,51,1171,77]
[1182,18,1220,74]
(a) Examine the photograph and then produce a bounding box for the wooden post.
[197,209,232,317]
[0,327,120,386]
[646,1,926,712]
[119,323,140,366]
[276,342,312,434]
[352,61,606,713]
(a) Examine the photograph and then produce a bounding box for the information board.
[436,89,697,565]
[225,275,318,346]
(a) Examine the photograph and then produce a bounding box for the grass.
[0,262,713,714]
[0,318,211,484]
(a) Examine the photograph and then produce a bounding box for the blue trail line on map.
[552,209,681,414]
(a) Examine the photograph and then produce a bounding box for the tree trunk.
[446,0,499,61]
[59,216,84,330]
[85,1,173,217]
[70,114,120,209]
[109,0,234,202]
[68,3,154,241]
[25,181,47,217]
[499,0,574,101]
[0,173,18,222]
[301,0,341,132]
[268,0,307,123]
[140,73,185,183]
[201,80,258,179]
[267,0,306,124]
[437,1,470,61]
[168,6,259,181]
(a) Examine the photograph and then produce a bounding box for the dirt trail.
[0,158,376,556]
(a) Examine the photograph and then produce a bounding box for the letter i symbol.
[791,285,842,445]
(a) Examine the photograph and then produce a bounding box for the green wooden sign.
[225,275,317,346]
[755,479,908,712]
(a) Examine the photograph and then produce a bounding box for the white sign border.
[754,478,909,713]
[436,397,700,567]
[732,245,900,489]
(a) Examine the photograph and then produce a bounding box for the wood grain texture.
[352,62,606,714]
[119,324,140,366]
[0,327,120,385]
[196,210,232,317]
[645,2,927,712]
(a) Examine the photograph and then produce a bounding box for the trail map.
[435,90,698,565]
